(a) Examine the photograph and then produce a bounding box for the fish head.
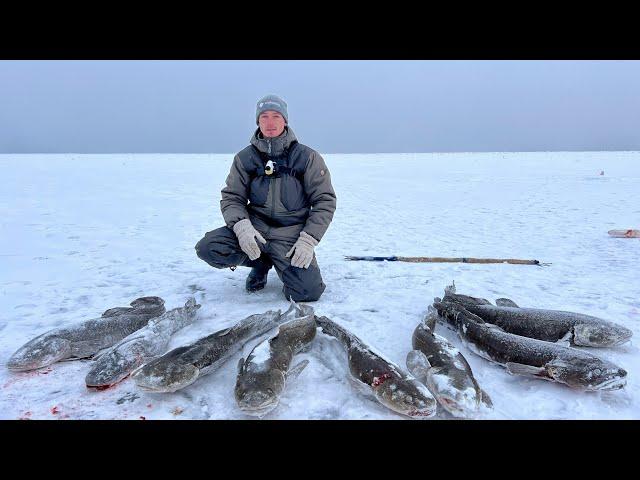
[85,350,144,389]
[372,373,437,418]
[235,368,286,417]
[546,357,627,391]
[7,336,71,371]
[425,368,480,418]
[572,323,633,347]
[132,359,199,393]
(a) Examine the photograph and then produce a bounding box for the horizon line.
[1,150,639,155]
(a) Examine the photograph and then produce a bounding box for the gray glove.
[232,219,266,261]
[285,231,318,269]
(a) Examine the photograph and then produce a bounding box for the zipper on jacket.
[267,138,275,218]
[269,177,276,218]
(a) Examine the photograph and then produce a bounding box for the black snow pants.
[194,222,326,302]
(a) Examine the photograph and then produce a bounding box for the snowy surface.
[1,152,638,420]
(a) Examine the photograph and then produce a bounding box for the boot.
[246,258,272,292]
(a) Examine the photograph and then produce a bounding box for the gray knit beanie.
[256,94,288,125]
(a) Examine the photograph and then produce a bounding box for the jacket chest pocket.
[249,177,270,206]
[280,175,307,211]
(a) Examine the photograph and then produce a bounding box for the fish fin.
[102,307,132,317]
[296,303,315,318]
[406,350,432,382]
[286,360,309,381]
[486,323,506,332]
[91,347,111,362]
[445,282,456,295]
[185,297,202,312]
[505,362,548,378]
[479,388,493,409]
[546,358,571,369]
[129,361,150,378]
[495,298,519,308]
[556,330,574,345]
[282,299,298,319]
[237,357,245,374]
[215,327,233,337]
[423,306,438,331]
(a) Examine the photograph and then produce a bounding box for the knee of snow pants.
[281,263,326,302]
[195,226,248,269]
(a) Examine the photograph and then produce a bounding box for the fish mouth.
[236,392,279,417]
[135,379,196,393]
[7,359,55,372]
[87,383,118,391]
[133,364,200,393]
[406,406,437,418]
[6,362,38,372]
[379,397,437,418]
[237,401,278,417]
[85,373,128,390]
[593,376,627,391]
[439,397,467,417]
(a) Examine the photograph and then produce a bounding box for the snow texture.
[0,152,638,419]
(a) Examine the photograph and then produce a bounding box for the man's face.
[258,111,286,138]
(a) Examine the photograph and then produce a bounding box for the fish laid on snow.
[433,297,627,391]
[235,302,316,417]
[315,315,437,419]
[7,296,166,372]
[85,297,201,389]
[406,306,492,418]
[132,302,306,393]
[442,283,632,347]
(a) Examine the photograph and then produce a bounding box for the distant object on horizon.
[608,229,640,238]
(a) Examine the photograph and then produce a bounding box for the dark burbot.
[133,302,308,393]
[86,297,201,389]
[442,283,632,347]
[406,306,492,418]
[433,298,627,391]
[7,296,166,372]
[235,303,316,417]
[316,315,437,419]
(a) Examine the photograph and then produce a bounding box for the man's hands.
[286,231,319,269]
[232,219,266,261]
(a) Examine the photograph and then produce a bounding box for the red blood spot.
[51,406,59,415]
[372,373,392,387]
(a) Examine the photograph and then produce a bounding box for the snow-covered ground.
[1,152,638,420]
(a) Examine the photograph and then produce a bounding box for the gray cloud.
[1,60,639,153]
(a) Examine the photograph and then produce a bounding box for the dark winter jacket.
[220,127,336,242]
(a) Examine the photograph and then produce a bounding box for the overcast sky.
[1,60,639,153]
